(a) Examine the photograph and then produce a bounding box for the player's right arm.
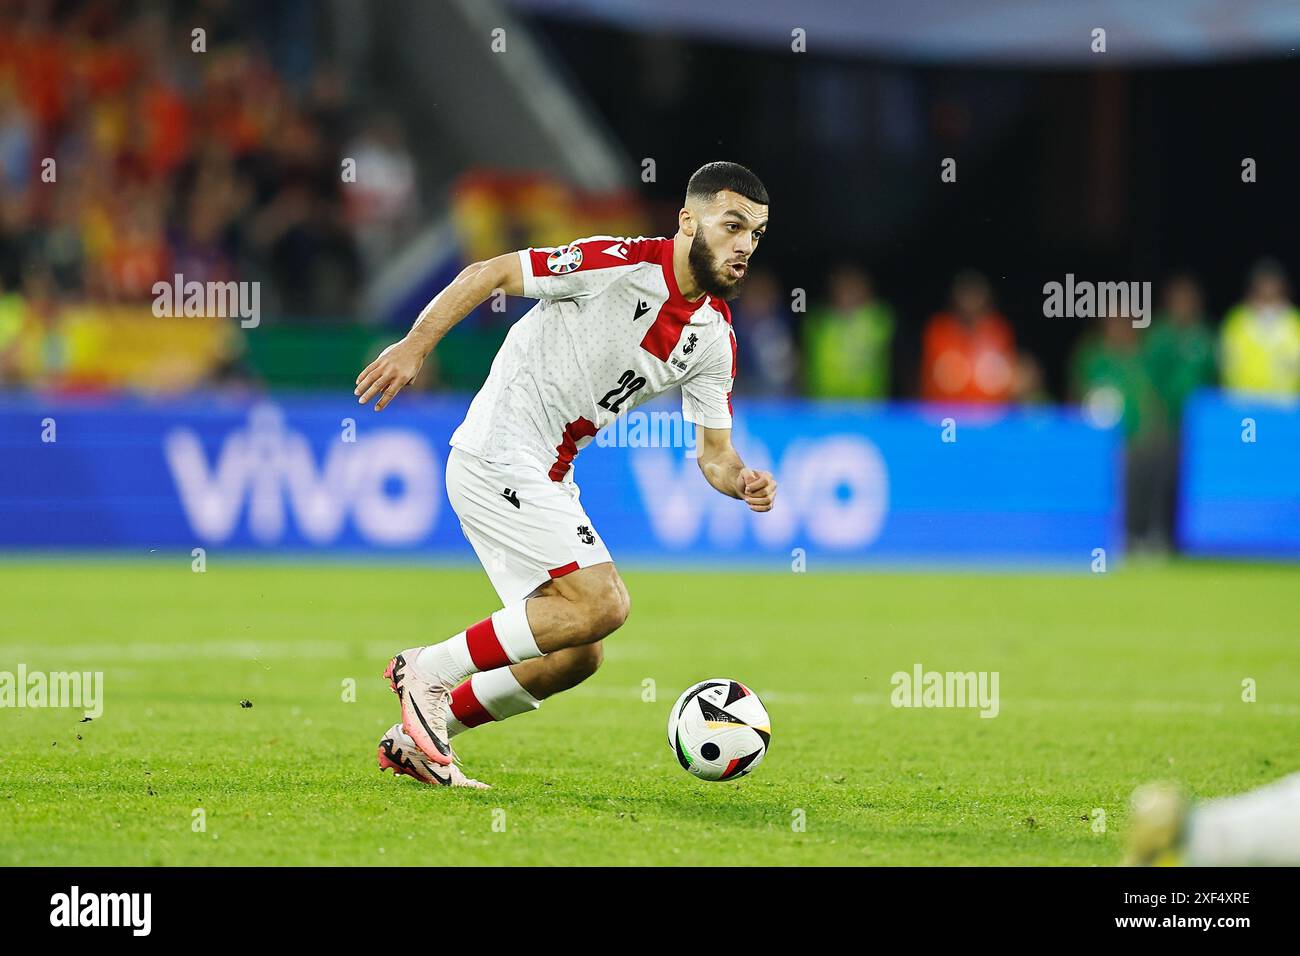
[354,252,524,411]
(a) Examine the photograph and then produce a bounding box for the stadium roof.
[509,0,1300,65]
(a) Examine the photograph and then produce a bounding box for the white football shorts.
[444,446,613,604]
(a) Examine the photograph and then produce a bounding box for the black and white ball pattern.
[666,679,771,781]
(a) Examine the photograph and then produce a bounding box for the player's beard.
[688,230,746,300]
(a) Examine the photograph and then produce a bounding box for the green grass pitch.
[1,558,1297,866]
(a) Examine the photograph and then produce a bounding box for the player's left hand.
[354,339,425,411]
[736,468,777,513]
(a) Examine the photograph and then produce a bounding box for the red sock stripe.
[465,617,510,670]
[450,679,494,728]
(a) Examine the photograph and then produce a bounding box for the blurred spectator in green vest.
[1142,274,1217,432]
[802,265,894,400]
[1072,315,1162,441]
[0,275,23,384]
[1071,313,1169,552]
[1220,258,1300,396]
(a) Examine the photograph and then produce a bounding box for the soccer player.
[355,162,777,788]
[1126,774,1300,866]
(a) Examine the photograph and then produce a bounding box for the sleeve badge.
[546,244,584,274]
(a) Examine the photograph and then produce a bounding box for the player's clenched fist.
[355,339,425,411]
[736,467,777,512]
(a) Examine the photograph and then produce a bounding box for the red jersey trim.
[548,416,598,482]
[526,236,663,279]
[727,326,737,416]
[641,240,705,361]
[548,561,580,579]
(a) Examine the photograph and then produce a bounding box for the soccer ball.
[666,679,771,781]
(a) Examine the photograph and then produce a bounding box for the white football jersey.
[449,236,737,480]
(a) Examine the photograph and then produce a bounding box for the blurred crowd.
[0,0,419,386]
[734,259,1300,405]
[732,258,1300,550]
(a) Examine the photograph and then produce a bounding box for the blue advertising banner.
[0,395,1121,565]
[1180,391,1300,557]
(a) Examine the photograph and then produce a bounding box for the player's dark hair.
[686,161,769,206]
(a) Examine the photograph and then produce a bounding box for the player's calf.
[551,641,605,685]
[388,564,627,762]
[444,644,604,737]
[525,642,605,696]
[388,600,542,763]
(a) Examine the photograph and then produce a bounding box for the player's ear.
[678,206,696,237]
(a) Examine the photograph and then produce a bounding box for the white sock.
[415,602,541,686]
[448,667,542,737]
[1184,772,1300,865]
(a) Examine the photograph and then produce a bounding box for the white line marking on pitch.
[564,686,1300,717]
[3,645,1296,718]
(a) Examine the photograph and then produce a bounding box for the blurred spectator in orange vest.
[920,269,1017,404]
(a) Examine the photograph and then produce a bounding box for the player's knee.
[589,596,628,639]
[607,578,632,633]
[584,584,629,639]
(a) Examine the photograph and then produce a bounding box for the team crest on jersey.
[547,245,584,274]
